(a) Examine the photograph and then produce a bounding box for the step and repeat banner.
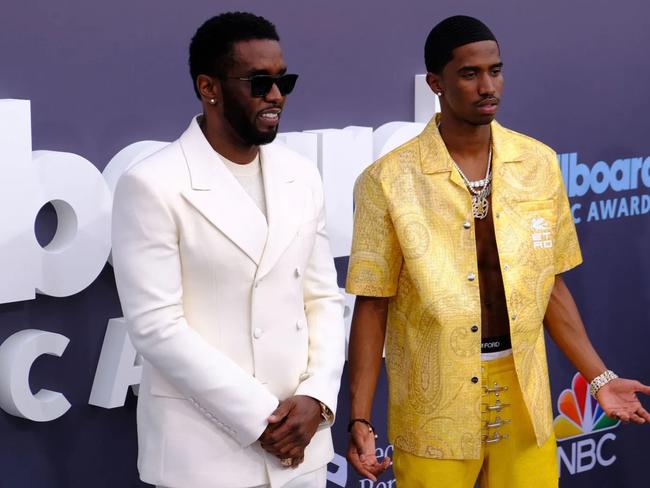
[1,1,648,487]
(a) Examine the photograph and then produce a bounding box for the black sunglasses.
[226,73,299,98]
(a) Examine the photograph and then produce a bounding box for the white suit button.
[254,328,263,339]
[295,267,302,277]
[296,320,304,330]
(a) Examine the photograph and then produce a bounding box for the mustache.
[256,104,283,115]
[476,96,500,106]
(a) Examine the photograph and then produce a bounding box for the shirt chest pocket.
[515,198,557,253]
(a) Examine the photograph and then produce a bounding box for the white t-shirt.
[219,153,267,219]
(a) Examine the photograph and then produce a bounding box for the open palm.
[596,378,650,424]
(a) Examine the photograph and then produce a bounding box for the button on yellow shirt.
[346,117,582,459]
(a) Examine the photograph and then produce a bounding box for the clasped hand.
[259,395,322,468]
[347,422,391,482]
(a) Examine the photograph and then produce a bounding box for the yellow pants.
[393,354,558,488]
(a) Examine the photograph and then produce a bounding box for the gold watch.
[319,401,334,424]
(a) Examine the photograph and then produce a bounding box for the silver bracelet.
[589,370,618,398]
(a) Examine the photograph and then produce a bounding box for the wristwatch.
[319,401,334,424]
[589,369,618,398]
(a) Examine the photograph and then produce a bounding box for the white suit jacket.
[111,117,346,488]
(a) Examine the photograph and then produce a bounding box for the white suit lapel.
[256,143,303,280]
[179,118,268,265]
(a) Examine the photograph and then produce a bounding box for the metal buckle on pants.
[486,416,511,429]
[483,432,509,443]
[484,383,508,394]
[483,399,510,412]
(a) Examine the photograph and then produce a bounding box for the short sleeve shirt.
[346,118,582,459]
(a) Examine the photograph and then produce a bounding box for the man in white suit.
[111,12,346,488]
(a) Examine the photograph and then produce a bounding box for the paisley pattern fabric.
[346,116,582,459]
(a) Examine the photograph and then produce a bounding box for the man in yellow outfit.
[345,15,650,487]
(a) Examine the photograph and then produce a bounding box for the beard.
[222,96,279,146]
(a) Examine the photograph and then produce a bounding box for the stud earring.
[209,98,216,105]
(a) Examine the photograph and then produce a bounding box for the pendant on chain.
[440,121,494,220]
[472,194,489,219]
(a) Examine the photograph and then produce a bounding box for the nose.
[478,72,496,96]
[264,82,283,102]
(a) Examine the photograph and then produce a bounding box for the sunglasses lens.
[250,77,275,97]
[275,74,298,95]
[249,74,299,97]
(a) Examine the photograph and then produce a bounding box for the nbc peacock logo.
[554,373,620,441]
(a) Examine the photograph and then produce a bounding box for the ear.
[425,72,443,96]
[196,74,221,105]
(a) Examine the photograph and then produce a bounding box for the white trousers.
[157,466,327,488]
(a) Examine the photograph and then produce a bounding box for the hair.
[424,15,498,74]
[189,12,280,98]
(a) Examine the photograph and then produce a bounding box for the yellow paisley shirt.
[346,117,582,459]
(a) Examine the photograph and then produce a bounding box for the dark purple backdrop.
[1,1,649,487]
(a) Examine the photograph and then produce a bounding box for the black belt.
[481,334,512,353]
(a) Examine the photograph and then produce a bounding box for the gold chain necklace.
[438,123,493,219]
[453,150,492,219]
